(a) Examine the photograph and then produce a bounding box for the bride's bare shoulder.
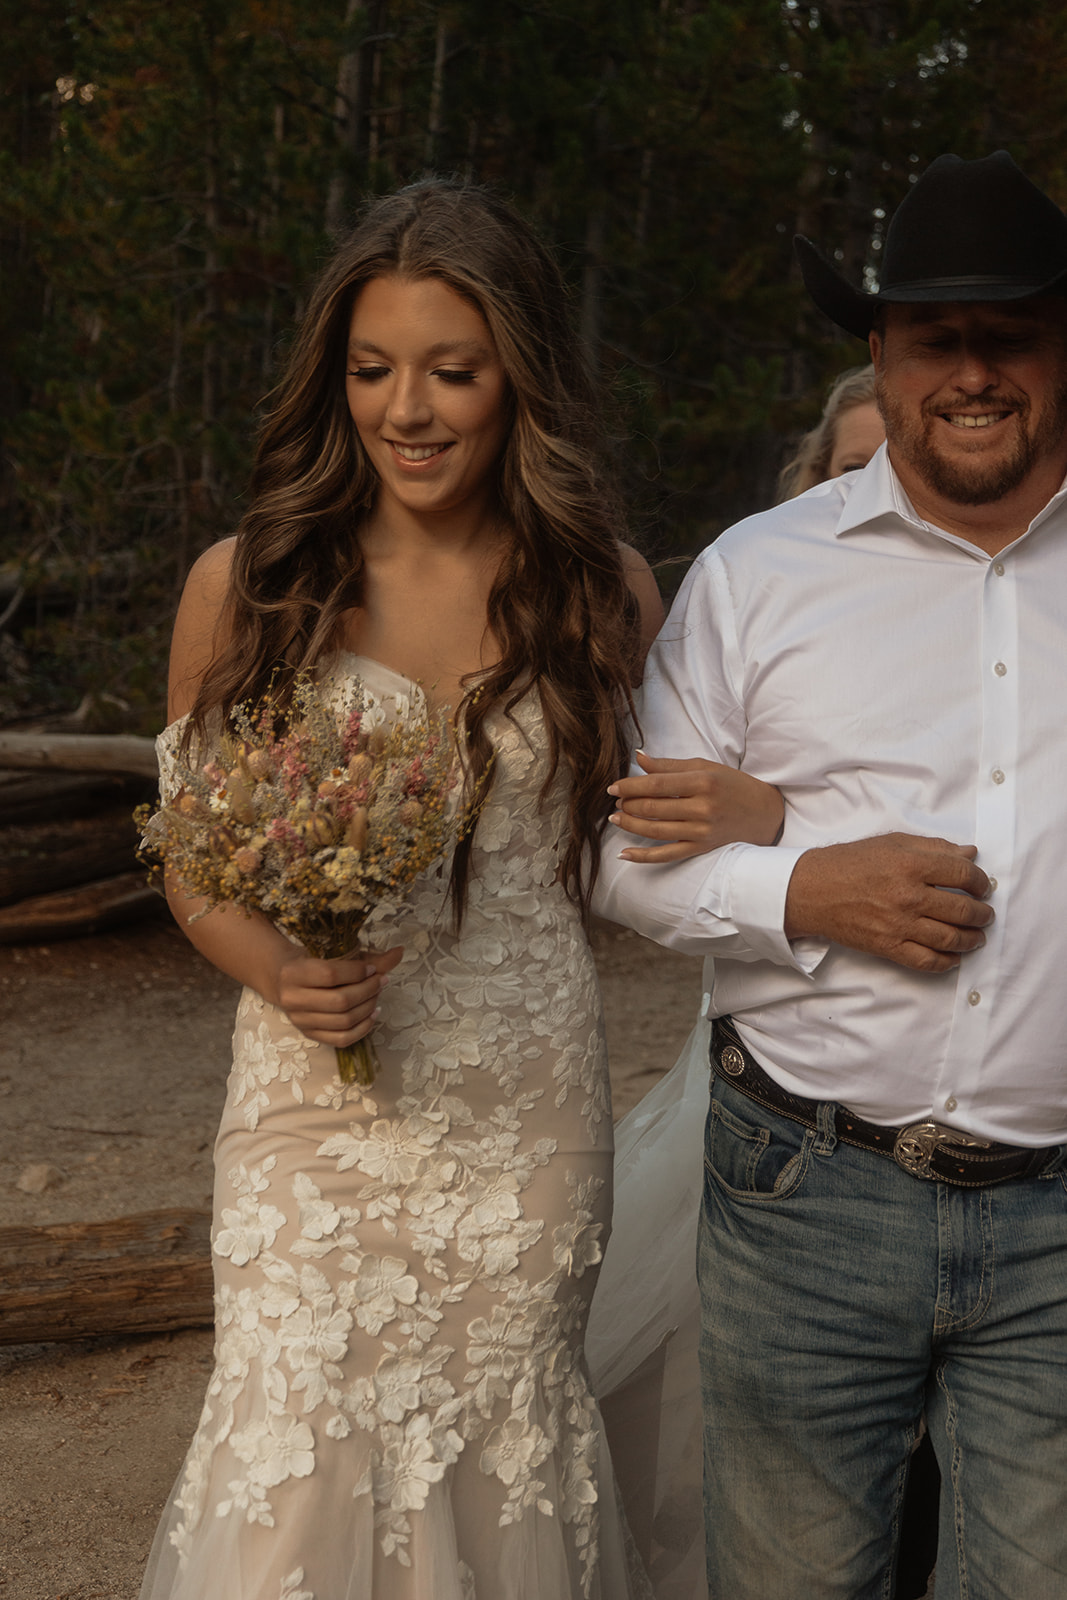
[168,538,238,720]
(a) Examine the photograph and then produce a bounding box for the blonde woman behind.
[776,363,884,500]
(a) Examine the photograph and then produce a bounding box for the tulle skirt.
[587,1018,709,1600]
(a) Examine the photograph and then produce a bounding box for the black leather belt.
[711,1016,1059,1188]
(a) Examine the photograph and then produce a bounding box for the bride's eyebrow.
[346,337,494,360]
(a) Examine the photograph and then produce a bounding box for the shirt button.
[968,989,981,1006]
[994,661,1007,676]
[991,768,1005,784]
[945,1095,958,1112]
[993,561,1006,576]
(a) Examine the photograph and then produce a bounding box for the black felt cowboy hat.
[795,151,1067,340]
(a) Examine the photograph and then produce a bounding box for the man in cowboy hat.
[596,151,1067,1597]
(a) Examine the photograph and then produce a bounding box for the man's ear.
[869,329,883,370]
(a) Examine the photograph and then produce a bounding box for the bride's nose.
[385,371,433,431]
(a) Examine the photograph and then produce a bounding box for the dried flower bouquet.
[138,675,464,1086]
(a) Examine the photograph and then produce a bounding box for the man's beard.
[876,375,1067,506]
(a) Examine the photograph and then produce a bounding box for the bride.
[139,177,781,1600]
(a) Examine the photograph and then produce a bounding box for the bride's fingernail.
[608,812,623,826]
[378,975,391,989]
[606,783,620,796]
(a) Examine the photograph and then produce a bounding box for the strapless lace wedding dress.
[139,655,655,1600]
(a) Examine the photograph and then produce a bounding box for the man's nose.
[952,342,1000,393]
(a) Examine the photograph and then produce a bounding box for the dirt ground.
[0,909,704,1600]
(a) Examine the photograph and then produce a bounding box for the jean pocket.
[704,1089,813,1200]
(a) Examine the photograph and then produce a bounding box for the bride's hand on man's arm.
[606,752,784,863]
[164,874,403,1046]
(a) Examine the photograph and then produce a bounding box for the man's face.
[870,298,1067,507]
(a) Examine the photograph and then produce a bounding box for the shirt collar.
[834,441,1067,548]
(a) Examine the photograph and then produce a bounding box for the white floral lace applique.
[279,1571,315,1600]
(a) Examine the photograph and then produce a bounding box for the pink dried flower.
[403,756,427,797]
[342,708,364,758]
[266,817,307,855]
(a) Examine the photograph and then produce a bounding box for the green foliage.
[4,0,1067,723]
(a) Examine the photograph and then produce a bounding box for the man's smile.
[941,410,1014,429]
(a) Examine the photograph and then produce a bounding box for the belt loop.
[814,1098,838,1157]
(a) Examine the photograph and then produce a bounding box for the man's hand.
[784,834,993,972]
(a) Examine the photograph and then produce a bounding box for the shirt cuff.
[699,844,828,974]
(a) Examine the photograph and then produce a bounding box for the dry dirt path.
[0,912,703,1600]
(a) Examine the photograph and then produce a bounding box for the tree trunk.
[424,14,449,165]
[0,1210,213,1345]
[326,0,389,232]
[580,58,616,366]
[200,56,221,505]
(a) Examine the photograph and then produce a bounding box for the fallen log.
[0,769,152,827]
[0,808,142,906]
[0,870,161,944]
[0,731,158,778]
[0,1209,213,1345]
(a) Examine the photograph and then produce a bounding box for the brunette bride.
[139,178,780,1600]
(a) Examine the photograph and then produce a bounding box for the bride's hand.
[607,752,784,863]
[274,946,405,1047]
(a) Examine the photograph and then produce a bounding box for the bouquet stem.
[336,1038,379,1087]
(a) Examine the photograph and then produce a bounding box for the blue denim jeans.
[698,1072,1067,1600]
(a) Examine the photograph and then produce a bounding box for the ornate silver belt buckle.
[718,1044,746,1077]
[893,1120,991,1180]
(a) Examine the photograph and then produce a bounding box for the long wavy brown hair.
[189,178,642,923]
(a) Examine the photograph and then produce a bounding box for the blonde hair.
[777,364,878,500]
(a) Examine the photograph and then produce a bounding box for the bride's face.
[345,275,510,523]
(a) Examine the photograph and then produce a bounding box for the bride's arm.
[161,541,400,1048]
[606,751,784,865]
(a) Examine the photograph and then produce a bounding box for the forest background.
[3,0,1067,732]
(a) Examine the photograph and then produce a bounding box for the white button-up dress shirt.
[594,446,1067,1146]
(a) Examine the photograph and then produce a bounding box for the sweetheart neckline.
[334,651,420,694]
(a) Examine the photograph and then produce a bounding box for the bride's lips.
[386,440,454,468]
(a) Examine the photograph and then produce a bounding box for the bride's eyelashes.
[346,365,479,384]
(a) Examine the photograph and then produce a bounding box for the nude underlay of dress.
[139,653,707,1600]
